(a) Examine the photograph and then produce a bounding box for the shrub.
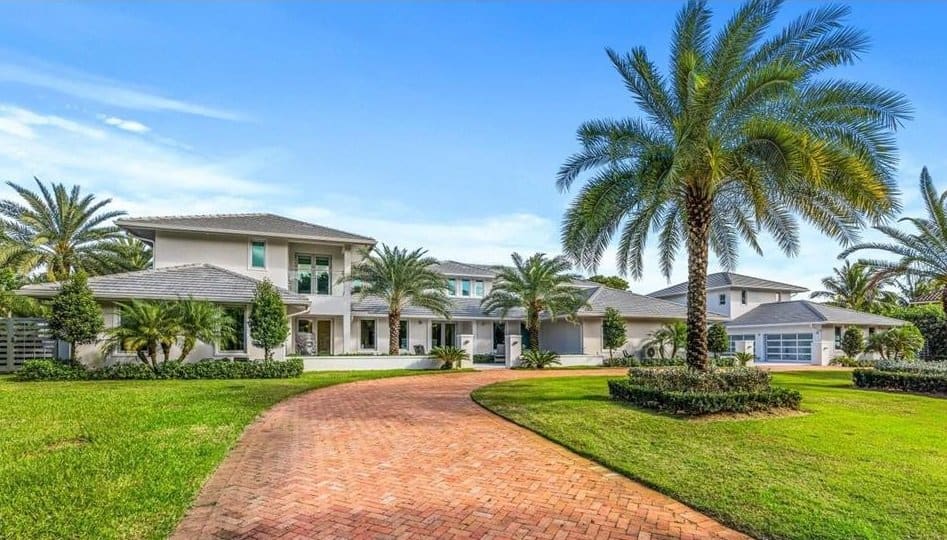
[853,368,947,395]
[14,357,303,381]
[628,366,772,393]
[472,354,496,363]
[518,349,560,369]
[713,355,736,368]
[431,346,467,369]
[841,327,864,359]
[608,379,802,415]
[877,304,947,360]
[602,307,627,360]
[866,325,925,362]
[249,280,290,361]
[48,272,104,363]
[830,356,873,368]
[733,352,755,366]
[874,360,947,374]
[708,323,729,359]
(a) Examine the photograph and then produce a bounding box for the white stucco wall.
[153,231,291,288]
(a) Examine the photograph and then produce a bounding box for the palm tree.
[113,236,154,271]
[841,168,947,315]
[645,321,687,360]
[810,260,897,312]
[0,178,128,281]
[480,253,587,351]
[344,245,453,355]
[173,299,233,361]
[557,1,909,371]
[102,300,180,371]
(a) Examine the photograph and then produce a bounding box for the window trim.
[249,239,267,269]
[217,305,249,355]
[359,319,377,351]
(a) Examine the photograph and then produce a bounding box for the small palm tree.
[344,245,452,355]
[480,253,587,351]
[645,321,687,360]
[842,168,947,315]
[557,1,909,371]
[173,298,234,361]
[0,178,127,280]
[103,300,180,371]
[810,261,896,312]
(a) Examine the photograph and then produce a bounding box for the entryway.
[296,318,333,356]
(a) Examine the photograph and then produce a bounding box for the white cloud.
[101,115,150,133]
[0,61,242,121]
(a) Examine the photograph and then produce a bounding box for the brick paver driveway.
[174,369,747,539]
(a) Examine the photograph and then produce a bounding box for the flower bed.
[14,357,304,381]
[608,367,801,415]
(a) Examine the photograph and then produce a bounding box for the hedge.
[874,360,947,375]
[852,368,947,395]
[608,379,802,415]
[628,366,772,393]
[14,357,304,382]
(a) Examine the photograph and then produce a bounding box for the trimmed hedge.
[874,360,947,375]
[853,368,947,395]
[608,379,802,415]
[628,366,772,393]
[14,357,304,382]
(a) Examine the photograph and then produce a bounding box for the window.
[728,334,755,353]
[447,279,456,296]
[869,327,876,336]
[250,240,266,268]
[352,278,363,294]
[295,254,312,294]
[314,256,331,295]
[461,279,471,297]
[741,290,747,304]
[474,280,485,297]
[719,293,727,305]
[360,320,376,350]
[399,320,408,350]
[220,306,247,352]
[835,326,843,349]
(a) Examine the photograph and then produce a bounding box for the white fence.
[0,318,61,373]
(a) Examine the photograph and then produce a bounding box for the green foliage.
[249,280,289,361]
[876,304,947,359]
[608,379,802,416]
[733,352,755,366]
[628,366,773,393]
[866,325,925,362]
[111,236,153,271]
[644,321,687,359]
[15,357,303,381]
[853,368,947,396]
[481,253,587,350]
[517,349,561,369]
[0,267,45,317]
[174,298,233,361]
[841,327,865,358]
[810,261,898,311]
[48,272,103,362]
[103,300,180,370]
[588,275,629,290]
[623,354,684,367]
[0,178,130,280]
[830,356,873,368]
[875,360,947,374]
[707,323,729,357]
[430,346,467,369]
[602,307,627,356]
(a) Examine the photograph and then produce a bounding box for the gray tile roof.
[648,272,808,298]
[116,213,375,244]
[726,300,906,327]
[431,261,498,278]
[18,264,311,306]
[581,286,726,320]
[352,296,524,319]
[911,290,942,304]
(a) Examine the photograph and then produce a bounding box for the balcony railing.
[289,270,347,296]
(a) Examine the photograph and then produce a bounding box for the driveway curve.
[174,369,746,539]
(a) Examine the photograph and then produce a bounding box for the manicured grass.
[0,369,459,539]
[472,371,947,540]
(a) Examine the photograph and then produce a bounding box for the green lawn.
[0,370,458,539]
[472,371,947,540]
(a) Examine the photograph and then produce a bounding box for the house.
[17,213,699,369]
[649,272,906,365]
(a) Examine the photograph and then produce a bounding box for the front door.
[316,320,332,355]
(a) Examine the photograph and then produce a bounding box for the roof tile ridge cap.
[120,212,266,222]
[798,300,830,321]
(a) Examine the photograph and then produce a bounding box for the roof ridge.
[796,300,829,322]
[118,213,268,222]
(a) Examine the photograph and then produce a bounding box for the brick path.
[173,369,747,539]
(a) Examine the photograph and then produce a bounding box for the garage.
[764,333,813,363]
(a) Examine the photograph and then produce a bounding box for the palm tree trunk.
[389,311,400,355]
[528,312,540,351]
[684,189,711,372]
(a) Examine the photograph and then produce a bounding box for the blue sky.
[0,1,945,294]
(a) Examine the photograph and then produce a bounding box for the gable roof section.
[17,264,310,306]
[648,272,808,298]
[727,300,906,327]
[116,213,375,244]
[581,286,725,320]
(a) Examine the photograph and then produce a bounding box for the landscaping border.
[852,368,947,396]
[608,379,802,415]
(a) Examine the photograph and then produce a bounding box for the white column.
[505,333,522,368]
[342,313,352,354]
[458,333,474,368]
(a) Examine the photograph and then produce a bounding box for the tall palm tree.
[810,260,896,312]
[480,253,587,351]
[173,298,234,361]
[0,178,127,281]
[841,168,947,315]
[102,300,180,371]
[557,1,909,370]
[345,245,453,355]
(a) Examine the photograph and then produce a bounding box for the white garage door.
[764,333,813,363]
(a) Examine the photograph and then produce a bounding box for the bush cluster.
[874,360,947,374]
[616,355,684,367]
[853,368,947,395]
[608,379,802,415]
[15,357,304,382]
[830,356,875,368]
[628,366,772,393]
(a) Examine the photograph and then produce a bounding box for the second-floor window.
[461,279,471,297]
[447,278,457,296]
[295,254,331,295]
[474,280,484,297]
[741,290,747,304]
[719,293,727,305]
[250,240,266,269]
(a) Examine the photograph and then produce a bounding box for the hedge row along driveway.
[472,371,947,540]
